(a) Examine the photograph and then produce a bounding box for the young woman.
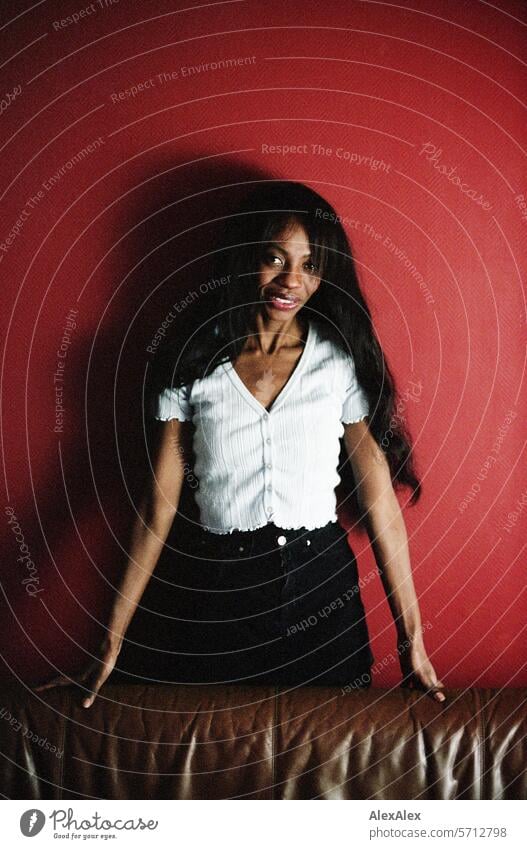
[36,181,445,707]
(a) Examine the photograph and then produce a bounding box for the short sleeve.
[153,384,193,421]
[340,356,369,424]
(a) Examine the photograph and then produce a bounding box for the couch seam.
[479,690,487,800]
[474,689,484,801]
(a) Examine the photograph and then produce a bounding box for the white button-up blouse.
[153,319,370,534]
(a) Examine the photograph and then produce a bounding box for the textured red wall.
[1,0,525,689]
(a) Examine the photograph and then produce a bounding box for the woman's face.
[256,219,322,322]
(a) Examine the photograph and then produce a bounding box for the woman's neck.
[246,310,308,355]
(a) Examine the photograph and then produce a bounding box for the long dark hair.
[150,180,421,521]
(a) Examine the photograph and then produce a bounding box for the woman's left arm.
[343,420,446,703]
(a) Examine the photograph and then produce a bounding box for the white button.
[263,413,269,420]
[306,539,311,546]
[238,545,244,552]
[277,535,287,546]
[266,463,272,469]
[266,506,273,514]
[266,484,272,491]
[266,438,271,444]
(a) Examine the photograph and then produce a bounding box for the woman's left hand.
[398,639,446,703]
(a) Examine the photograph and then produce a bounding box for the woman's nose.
[275,268,302,287]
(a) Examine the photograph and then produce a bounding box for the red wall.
[1,0,525,689]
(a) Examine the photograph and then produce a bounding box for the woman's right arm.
[35,418,194,707]
[106,418,194,653]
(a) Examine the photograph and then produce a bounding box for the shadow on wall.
[1,156,277,686]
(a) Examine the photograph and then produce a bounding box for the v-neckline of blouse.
[222,320,316,416]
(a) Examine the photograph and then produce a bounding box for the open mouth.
[265,292,301,311]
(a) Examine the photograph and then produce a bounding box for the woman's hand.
[33,634,122,709]
[398,638,446,703]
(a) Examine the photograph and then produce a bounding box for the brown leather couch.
[1,682,525,799]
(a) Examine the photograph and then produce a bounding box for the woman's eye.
[263,253,317,273]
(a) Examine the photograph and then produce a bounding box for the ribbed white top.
[154,320,370,534]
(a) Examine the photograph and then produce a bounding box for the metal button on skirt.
[116,520,375,688]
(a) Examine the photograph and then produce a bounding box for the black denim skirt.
[115,520,374,688]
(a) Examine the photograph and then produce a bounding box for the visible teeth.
[273,296,295,303]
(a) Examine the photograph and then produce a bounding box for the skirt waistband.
[196,520,341,555]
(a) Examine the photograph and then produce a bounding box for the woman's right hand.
[33,634,122,709]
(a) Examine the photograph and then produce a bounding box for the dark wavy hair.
[150,180,421,522]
